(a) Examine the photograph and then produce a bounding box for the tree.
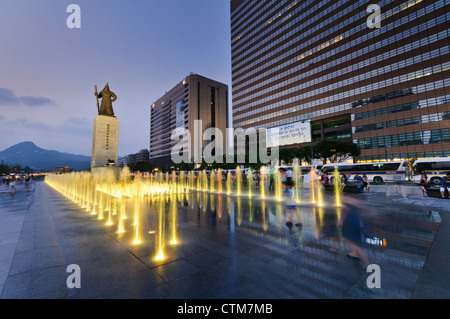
[278,148,296,165]
[0,161,10,174]
[335,141,361,162]
[314,140,361,163]
[22,166,34,174]
[295,146,314,164]
[128,161,155,173]
[10,163,23,173]
[313,140,337,162]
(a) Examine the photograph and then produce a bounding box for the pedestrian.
[340,173,348,192]
[269,168,274,192]
[320,172,329,185]
[418,172,429,197]
[285,167,294,188]
[338,197,370,269]
[440,172,450,199]
[354,172,363,192]
[362,174,370,193]
[280,168,287,190]
[285,186,301,228]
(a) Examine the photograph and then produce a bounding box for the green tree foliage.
[0,161,34,174]
[314,140,361,163]
[0,161,9,174]
[127,161,156,173]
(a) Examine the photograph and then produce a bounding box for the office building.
[150,74,229,166]
[231,0,450,162]
[125,149,149,165]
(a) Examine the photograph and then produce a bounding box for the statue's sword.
[95,85,100,114]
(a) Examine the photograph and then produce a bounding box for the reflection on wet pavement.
[0,181,446,298]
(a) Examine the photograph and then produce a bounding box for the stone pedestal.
[91,115,119,170]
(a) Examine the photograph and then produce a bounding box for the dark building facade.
[150,74,229,166]
[126,149,149,165]
[230,0,450,162]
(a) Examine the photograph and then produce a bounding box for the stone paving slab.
[412,211,450,299]
[0,182,34,297]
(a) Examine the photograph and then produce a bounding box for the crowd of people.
[319,171,370,193]
[1,173,32,186]
[418,171,450,199]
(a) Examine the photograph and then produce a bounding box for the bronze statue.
[95,83,117,116]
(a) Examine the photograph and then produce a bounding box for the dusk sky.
[0,0,232,157]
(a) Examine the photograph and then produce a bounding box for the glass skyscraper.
[230,0,450,162]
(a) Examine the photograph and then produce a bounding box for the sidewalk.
[0,182,35,296]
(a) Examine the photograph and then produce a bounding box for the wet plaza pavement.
[0,180,449,299]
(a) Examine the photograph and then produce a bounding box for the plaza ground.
[0,180,448,299]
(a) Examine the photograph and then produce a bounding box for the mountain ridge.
[0,141,91,172]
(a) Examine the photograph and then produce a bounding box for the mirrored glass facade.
[231,0,450,161]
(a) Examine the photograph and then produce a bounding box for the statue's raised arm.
[95,83,117,116]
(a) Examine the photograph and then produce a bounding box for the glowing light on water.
[261,201,268,231]
[106,211,113,226]
[237,196,242,226]
[170,194,178,246]
[217,195,223,219]
[155,198,165,260]
[333,167,342,207]
[260,166,266,199]
[133,229,141,245]
[310,168,316,204]
[236,166,242,196]
[274,169,282,201]
[210,171,215,193]
[154,250,165,261]
[317,177,324,207]
[293,163,301,204]
[247,168,253,199]
[217,169,223,194]
[202,170,208,192]
[97,190,104,220]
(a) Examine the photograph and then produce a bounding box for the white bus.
[322,161,411,183]
[412,157,450,185]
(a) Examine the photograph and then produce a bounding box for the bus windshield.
[414,161,450,173]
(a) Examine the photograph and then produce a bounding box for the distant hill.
[0,141,91,172]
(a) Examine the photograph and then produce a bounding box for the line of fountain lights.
[45,165,344,261]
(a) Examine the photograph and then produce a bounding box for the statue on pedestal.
[95,83,117,116]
